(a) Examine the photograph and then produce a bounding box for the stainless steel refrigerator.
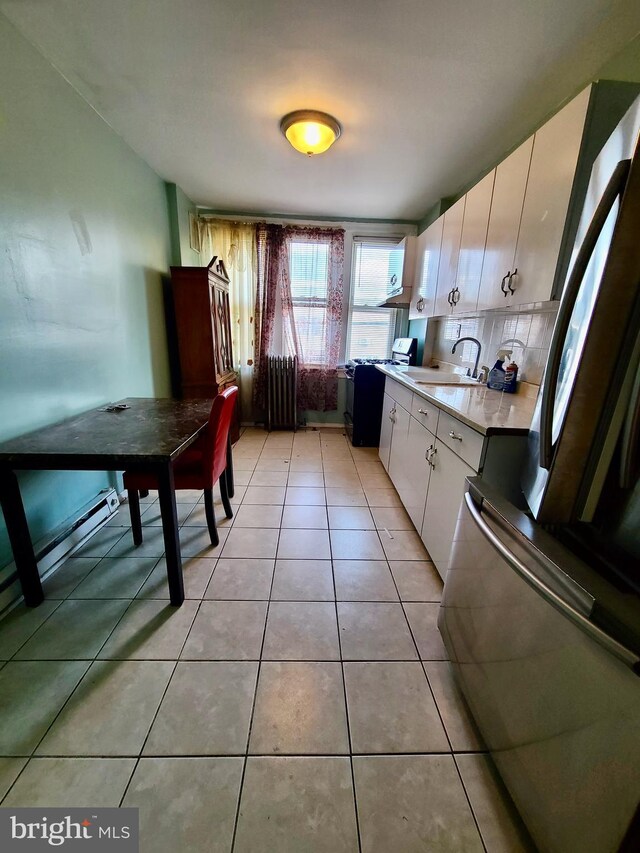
[440,96,640,852]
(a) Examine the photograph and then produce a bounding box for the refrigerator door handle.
[539,158,632,470]
[464,491,640,672]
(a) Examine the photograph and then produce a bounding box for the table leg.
[226,436,235,498]
[0,469,44,607]
[157,463,184,606]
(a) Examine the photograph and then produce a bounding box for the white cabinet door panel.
[434,197,465,316]
[410,217,444,319]
[421,441,475,580]
[477,137,533,311]
[379,392,395,471]
[403,416,434,531]
[456,171,495,313]
[510,87,589,306]
[388,403,411,499]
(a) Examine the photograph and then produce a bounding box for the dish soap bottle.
[487,350,511,391]
[504,358,519,393]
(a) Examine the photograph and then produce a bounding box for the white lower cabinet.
[380,377,479,579]
[403,416,435,530]
[379,392,395,471]
[379,375,527,581]
[388,402,411,496]
[421,440,475,580]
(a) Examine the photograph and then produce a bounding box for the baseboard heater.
[266,355,298,431]
[0,488,119,616]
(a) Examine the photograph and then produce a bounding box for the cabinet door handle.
[452,287,460,305]
[507,269,517,294]
[429,445,437,468]
[389,408,396,422]
[448,430,462,441]
[416,297,425,312]
[500,272,511,295]
[417,408,429,415]
[447,289,454,306]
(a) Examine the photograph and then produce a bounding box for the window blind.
[285,240,331,365]
[351,240,404,305]
[348,307,397,360]
[348,240,403,359]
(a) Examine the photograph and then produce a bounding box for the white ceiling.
[2,0,639,220]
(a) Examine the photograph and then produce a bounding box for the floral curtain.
[253,223,283,410]
[199,219,257,419]
[253,223,345,412]
[281,225,344,411]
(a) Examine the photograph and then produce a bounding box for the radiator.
[266,355,298,431]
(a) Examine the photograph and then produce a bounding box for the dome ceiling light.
[280,110,342,156]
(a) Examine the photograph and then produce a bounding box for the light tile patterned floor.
[0,428,533,852]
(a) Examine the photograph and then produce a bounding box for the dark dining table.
[0,397,215,608]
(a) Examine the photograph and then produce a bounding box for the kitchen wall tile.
[527,312,546,348]
[429,305,557,386]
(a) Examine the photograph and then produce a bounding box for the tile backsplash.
[426,303,558,386]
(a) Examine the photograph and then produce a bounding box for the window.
[347,240,403,360]
[284,239,331,365]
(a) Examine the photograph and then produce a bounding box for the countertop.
[376,365,537,435]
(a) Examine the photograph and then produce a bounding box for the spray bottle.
[487,349,511,391]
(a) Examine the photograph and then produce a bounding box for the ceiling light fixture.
[280,110,342,156]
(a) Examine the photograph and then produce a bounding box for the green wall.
[0,13,173,576]
[597,33,640,82]
[303,378,348,426]
[166,183,201,266]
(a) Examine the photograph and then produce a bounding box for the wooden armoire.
[169,256,240,441]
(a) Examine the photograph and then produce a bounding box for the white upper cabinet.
[454,170,495,313]
[477,137,534,310]
[409,217,444,319]
[434,196,465,316]
[400,234,417,294]
[508,87,590,306]
[412,82,626,315]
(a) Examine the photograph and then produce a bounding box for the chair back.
[205,386,238,483]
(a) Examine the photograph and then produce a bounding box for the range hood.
[377,235,416,308]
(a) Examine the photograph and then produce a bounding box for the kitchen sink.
[389,366,481,386]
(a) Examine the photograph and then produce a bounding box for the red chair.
[124,387,238,547]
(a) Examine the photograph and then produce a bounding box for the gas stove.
[349,358,400,366]
[345,358,400,381]
[344,338,418,446]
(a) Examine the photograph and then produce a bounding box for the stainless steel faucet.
[451,337,482,379]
